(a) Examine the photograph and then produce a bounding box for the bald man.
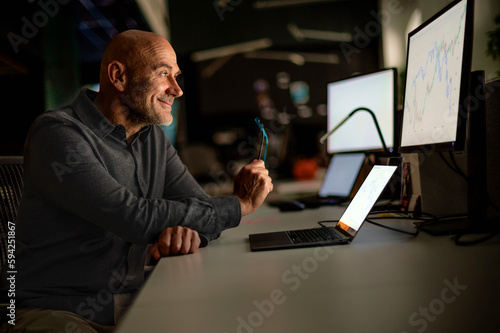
[8,30,273,332]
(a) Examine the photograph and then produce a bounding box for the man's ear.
[108,60,127,92]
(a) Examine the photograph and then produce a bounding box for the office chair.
[0,156,24,274]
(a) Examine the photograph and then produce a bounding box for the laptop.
[271,153,366,211]
[249,165,397,251]
[300,153,366,207]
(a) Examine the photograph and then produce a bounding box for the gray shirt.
[15,88,241,325]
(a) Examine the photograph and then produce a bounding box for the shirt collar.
[71,88,115,139]
[130,125,152,143]
[71,88,151,142]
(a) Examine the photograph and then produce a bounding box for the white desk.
[116,205,500,333]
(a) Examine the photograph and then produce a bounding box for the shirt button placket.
[132,144,146,196]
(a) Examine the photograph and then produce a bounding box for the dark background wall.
[0,0,381,179]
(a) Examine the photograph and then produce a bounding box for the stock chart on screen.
[401,0,467,147]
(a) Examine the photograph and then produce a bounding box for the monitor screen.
[399,0,474,152]
[326,68,396,154]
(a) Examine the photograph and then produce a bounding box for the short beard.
[121,76,163,126]
[127,104,162,126]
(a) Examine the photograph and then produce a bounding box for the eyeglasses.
[255,117,268,163]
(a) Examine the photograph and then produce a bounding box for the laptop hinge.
[332,225,353,239]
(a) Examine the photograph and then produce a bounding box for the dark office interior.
[1,0,499,184]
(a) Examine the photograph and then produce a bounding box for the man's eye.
[161,72,168,77]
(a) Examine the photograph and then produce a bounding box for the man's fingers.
[150,243,161,261]
[234,160,274,216]
[188,231,201,253]
[157,230,172,256]
[155,226,201,258]
[251,159,266,168]
[238,161,272,193]
[178,228,200,254]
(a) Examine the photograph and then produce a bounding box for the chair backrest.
[0,156,24,273]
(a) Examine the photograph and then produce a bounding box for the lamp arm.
[319,107,389,156]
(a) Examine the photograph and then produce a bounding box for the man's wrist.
[236,196,251,217]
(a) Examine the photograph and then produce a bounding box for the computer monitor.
[325,68,397,154]
[399,0,474,153]
[398,0,487,236]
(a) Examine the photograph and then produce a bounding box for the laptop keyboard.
[287,227,341,244]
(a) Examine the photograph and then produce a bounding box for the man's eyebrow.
[153,63,182,76]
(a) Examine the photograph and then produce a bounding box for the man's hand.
[233,159,273,217]
[150,226,201,260]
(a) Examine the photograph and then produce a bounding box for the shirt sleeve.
[158,137,238,245]
[23,114,241,246]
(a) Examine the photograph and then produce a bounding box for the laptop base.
[249,228,351,251]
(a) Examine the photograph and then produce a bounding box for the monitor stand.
[413,71,496,237]
[415,217,500,237]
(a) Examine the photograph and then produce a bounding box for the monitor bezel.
[398,0,474,154]
[326,67,398,155]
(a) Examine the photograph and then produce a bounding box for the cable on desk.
[371,200,401,211]
[369,210,437,220]
[317,214,436,237]
[365,219,420,236]
[429,213,468,220]
[415,213,499,246]
[364,212,437,236]
[453,232,499,246]
[317,210,498,245]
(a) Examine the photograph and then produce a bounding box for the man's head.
[96,29,183,128]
